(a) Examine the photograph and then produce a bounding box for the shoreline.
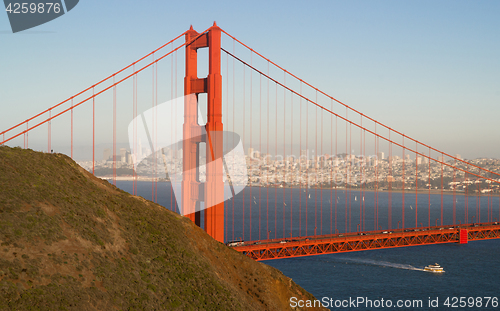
[98,176,499,197]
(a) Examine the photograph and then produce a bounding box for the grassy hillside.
[0,146,325,310]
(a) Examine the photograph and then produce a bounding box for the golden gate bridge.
[2,23,500,260]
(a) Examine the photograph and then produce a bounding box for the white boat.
[424,263,444,273]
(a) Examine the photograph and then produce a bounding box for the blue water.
[114,180,500,310]
[267,240,500,310]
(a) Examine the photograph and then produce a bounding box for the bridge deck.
[232,222,500,261]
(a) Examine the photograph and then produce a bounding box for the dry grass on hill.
[0,146,326,310]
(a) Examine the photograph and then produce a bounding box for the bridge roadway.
[231,222,500,261]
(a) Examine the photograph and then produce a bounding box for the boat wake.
[337,257,425,271]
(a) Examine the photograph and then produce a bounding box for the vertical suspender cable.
[415,143,418,228]
[266,60,270,240]
[349,122,352,232]
[275,81,278,239]
[345,108,348,233]
[441,153,444,226]
[133,65,137,196]
[233,40,236,240]
[290,82,293,238]
[170,48,173,208]
[155,58,158,203]
[335,115,338,233]
[388,131,392,229]
[363,127,366,230]
[305,85,308,236]
[48,109,51,153]
[71,98,73,158]
[249,53,253,242]
[375,125,378,230]
[242,64,245,240]
[402,137,405,229]
[259,73,262,240]
[152,56,155,201]
[315,91,318,235]
[113,75,117,186]
[93,88,95,175]
[283,72,286,239]
[330,99,333,234]
[453,159,456,224]
[299,82,302,237]
[360,117,363,231]
[320,92,323,235]
[428,148,431,227]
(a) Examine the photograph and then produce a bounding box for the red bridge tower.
[182,23,225,242]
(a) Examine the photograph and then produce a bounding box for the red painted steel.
[205,23,224,242]
[182,26,203,226]
[460,229,468,244]
[233,224,500,261]
[182,24,224,243]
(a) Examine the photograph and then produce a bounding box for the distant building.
[120,148,128,163]
[248,147,254,158]
[416,157,422,165]
[377,152,385,160]
[103,148,111,161]
[165,148,173,159]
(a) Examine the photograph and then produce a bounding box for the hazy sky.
[1,1,499,159]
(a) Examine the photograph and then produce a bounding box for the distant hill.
[0,146,325,310]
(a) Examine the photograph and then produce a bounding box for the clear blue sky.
[1,0,499,159]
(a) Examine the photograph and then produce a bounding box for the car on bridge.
[226,240,245,247]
